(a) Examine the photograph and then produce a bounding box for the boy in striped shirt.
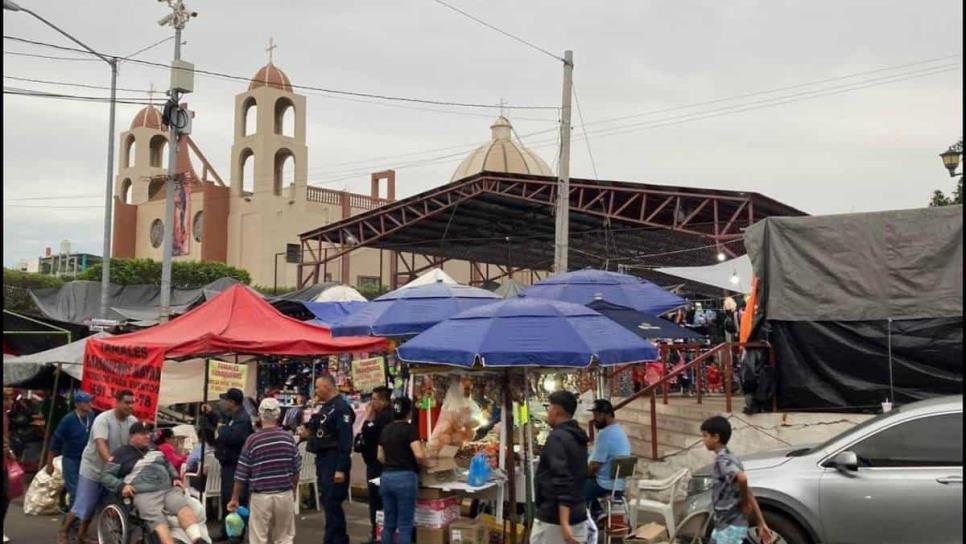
[228,398,301,544]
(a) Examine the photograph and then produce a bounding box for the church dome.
[130,105,164,130]
[451,116,553,181]
[249,63,293,92]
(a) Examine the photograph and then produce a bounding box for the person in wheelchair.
[101,422,208,544]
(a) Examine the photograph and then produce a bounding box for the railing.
[305,186,392,210]
[612,341,774,459]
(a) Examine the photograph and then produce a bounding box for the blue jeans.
[380,470,418,544]
[62,457,81,508]
[70,474,108,521]
[583,479,622,520]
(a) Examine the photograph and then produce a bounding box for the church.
[110,53,553,290]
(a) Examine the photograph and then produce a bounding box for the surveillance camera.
[158,12,174,26]
[190,11,197,17]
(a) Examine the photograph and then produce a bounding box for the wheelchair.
[96,492,209,544]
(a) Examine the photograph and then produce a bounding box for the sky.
[3,0,962,267]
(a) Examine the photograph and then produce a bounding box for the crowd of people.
[2,377,771,544]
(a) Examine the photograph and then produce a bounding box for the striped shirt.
[234,427,301,494]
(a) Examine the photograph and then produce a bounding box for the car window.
[850,413,962,467]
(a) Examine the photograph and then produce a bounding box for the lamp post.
[4,0,118,320]
[939,140,963,177]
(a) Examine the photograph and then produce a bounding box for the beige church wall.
[133,192,205,262]
[115,128,169,205]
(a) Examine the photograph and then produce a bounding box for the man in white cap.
[228,397,300,544]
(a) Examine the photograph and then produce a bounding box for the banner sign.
[82,342,166,422]
[351,356,386,392]
[206,359,248,399]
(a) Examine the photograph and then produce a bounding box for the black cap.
[591,399,615,415]
[219,388,244,404]
[129,421,154,435]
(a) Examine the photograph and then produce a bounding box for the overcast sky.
[3,0,962,267]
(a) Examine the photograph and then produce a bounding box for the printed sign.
[351,356,386,392]
[206,359,248,399]
[82,341,166,422]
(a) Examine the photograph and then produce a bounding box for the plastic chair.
[673,509,711,544]
[626,468,690,539]
[296,442,320,514]
[186,453,223,520]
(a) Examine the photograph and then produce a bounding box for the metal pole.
[887,318,894,403]
[159,23,183,322]
[38,362,64,471]
[553,50,574,275]
[100,59,118,318]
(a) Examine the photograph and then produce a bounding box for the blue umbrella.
[303,301,368,327]
[397,296,658,368]
[330,281,500,337]
[586,299,704,340]
[523,269,686,315]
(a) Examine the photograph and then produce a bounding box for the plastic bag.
[427,380,482,453]
[225,512,245,538]
[23,456,64,515]
[7,459,26,500]
[466,452,491,487]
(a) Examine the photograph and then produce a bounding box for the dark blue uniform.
[306,395,355,544]
[214,408,253,533]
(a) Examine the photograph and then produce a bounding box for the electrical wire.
[430,0,564,63]
[3,75,153,93]
[572,82,598,180]
[3,35,558,110]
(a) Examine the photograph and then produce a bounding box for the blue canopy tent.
[586,299,704,341]
[397,296,658,368]
[522,269,686,315]
[330,281,500,337]
[303,301,368,327]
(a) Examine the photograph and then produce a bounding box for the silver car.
[681,395,963,544]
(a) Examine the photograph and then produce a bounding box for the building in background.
[110,50,550,289]
[20,241,102,278]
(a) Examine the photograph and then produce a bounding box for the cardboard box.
[417,526,449,544]
[479,514,526,544]
[449,517,488,544]
[419,487,458,500]
[625,522,668,544]
[421,444,460,486]
[416,495,461,528]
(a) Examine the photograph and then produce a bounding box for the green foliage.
[252,285,296,296]
[929,178,963,207]
[356,284,390,300]
[3,268,64,314]
[77,258,250,288]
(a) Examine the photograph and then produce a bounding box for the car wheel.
[762,510,812,544]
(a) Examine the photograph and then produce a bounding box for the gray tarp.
[744,206,963,321]
[30,277,242,325]
[654,255,753,294]
[3,332,110,385]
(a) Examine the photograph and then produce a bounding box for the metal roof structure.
[297,171,806,289]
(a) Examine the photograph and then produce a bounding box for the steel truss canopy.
[297,172,806,288]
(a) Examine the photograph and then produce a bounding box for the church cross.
[266,37,277,64]
[498,97,506,116]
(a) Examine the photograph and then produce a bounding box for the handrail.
[612,341,773,460]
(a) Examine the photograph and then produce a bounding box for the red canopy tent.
[83,284,387,419]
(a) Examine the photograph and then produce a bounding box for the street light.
[5,0,118,320]
[939,140,963,177]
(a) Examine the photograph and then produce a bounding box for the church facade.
[111,58,552,290]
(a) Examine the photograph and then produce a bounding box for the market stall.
[396,296,659,544]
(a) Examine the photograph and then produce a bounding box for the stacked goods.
[415,495,461,529]
[427,380,483,454]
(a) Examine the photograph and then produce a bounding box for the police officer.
[211,388,253,543]
[301,374,355,544]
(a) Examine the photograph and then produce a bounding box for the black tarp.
[2,310,89,356]
[744,206,964,410]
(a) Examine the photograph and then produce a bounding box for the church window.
[150,219,164,248]
[242,97,257,137]
[239,148,254,195]
[148,178,165,200]
[275,97,295,137]
[192,211,204,242]
[149,135,168,169]
[120,178,133,204]
[122,134,135,169]
[274,149,295,195]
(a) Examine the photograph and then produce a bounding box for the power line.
[572,82,598,179]
[2,87,154,105]
[3,35,558,110]
[430,0,564,63]
[4,50,100,62]
[3,75,153,93]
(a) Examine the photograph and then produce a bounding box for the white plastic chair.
[185,453,223,520]
[626,468,690,539]
[296,442,320,514]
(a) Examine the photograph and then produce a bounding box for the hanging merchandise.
[427,378,483,454]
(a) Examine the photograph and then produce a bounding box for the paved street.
[3,496,374,544]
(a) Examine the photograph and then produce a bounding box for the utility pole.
[158,0,196,322]
[553,50,574,275]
